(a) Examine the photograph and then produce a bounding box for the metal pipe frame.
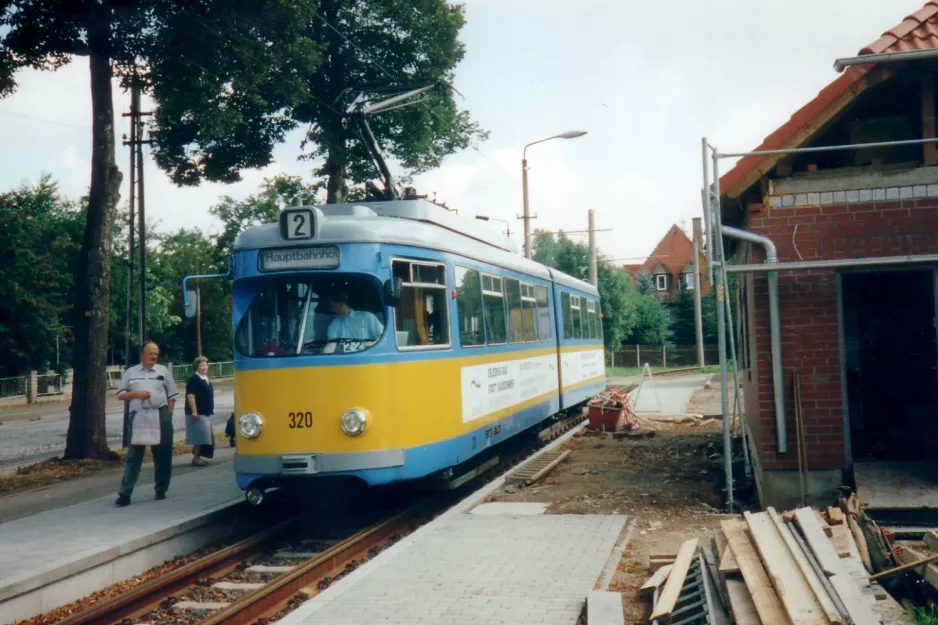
[716,136,938,159]
[726,253,938,273]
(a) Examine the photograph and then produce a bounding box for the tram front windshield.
[235,277,385,357]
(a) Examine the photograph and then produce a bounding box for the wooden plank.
[640,564,672,591]
[829,574,881,625]
[794,507,844,576]
[744,511,826,625]
[768,509,842,625]
[721,519,790,625]
[900,545,938,590]
[725,579,761,625]
[869,553,938,582]
[827,507,844,526]
[719,545,740,574]
[925,530,938,553]
[650,538,699,621]
[829,523,852,558]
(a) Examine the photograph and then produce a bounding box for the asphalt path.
[0,381,234,470]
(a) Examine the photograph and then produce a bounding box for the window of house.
[561,291,573,339]
[571,295,582,339]
[391,260,450,349]
[505,278,523,344]
[685,272,695,290]
[455,266,484,347]
[535,285,552,340]
[655,274,668,291]
[481,273,507,344]
[521,283,537,342]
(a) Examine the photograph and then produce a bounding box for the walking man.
[115,341,178,507]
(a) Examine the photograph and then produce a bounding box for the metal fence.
[37,373,65,395]
[607,344,719,369]
[0,376,27,399]
[172,361,235,382]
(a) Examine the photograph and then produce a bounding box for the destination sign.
[258,246,340,272]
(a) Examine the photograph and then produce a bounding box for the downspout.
[721,226,787,454]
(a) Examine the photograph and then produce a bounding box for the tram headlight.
[239,412,264,439]
[340,409,368,436]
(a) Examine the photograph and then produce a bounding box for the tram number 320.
[288,412,314,428]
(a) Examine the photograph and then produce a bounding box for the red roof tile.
[719,1,938,198]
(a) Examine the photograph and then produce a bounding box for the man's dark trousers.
[119,406,174,498]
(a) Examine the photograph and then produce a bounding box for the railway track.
[47,409,586,625]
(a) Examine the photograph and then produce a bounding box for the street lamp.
[475,215,512,236]
[520,130,588,259]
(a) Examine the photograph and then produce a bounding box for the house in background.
[718,1,938,509]
[624,224,710,302]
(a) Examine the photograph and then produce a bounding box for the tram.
[228,199,605,504]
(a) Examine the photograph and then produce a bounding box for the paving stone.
[284,514,626,625]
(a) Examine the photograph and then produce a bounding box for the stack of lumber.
[642,506,885,625]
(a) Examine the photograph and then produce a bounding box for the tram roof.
[234,199,598,296]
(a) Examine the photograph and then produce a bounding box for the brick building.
[623,224,710,303]
[718,2,938,508]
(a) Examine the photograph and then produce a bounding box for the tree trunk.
[64,6,123,460]
[324,149,348,204]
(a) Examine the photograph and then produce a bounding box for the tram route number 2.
[288,411,313,428]
[280,207,314,240]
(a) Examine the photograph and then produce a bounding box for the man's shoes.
[116,495,131,507]
[155,492,166,501]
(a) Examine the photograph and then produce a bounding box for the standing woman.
[185,357,215,466]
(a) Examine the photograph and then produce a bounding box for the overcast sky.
[0,0,926,260]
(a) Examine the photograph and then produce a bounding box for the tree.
[625,296,669,345]
[0,178,84,377]
[532,230,637,349]
[635,271,657,297]
[293,0,488,203]
[211,174,321,258]
[0,0,320,459]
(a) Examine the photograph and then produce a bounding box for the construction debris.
[641,505,901,625]
[587,389,639,432]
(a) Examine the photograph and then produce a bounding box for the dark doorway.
[842,270,938,460]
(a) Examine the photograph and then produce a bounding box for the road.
[0,381,234,470]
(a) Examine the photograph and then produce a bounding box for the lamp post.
[520,130,588,259]
[475,215,512,236]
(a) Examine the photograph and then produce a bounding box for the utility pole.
[120,83,141,448]
[134,84,147,342]
[196,258,203,357]
[692,217,705,366]
[588,209,598,287]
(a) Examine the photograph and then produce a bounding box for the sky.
[0,0,927,262]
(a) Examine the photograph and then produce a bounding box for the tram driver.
[322,288,384,354]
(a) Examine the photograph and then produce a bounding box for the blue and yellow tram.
[230,199,604,503]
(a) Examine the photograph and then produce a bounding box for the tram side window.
[571,295,582,339]
[584,300,593,339]
[583,300,596,340]
[482,273,507,345]
[392,260,450,348]
[521,283,537,342]
[561,291,573,339]
[535,285,552,341]
[505,278,523,344]
[455,266,484,347]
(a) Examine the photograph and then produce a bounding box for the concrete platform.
[630,374,709,416]
[0,462,242,623]
[274,426,629,625]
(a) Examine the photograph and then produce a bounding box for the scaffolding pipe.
[716,136,938,159]
[702,138,714,283]
[712,152,734,511]
[725,253,938,273]
[722,225,787,454]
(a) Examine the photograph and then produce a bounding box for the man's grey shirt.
[117,363,179,413]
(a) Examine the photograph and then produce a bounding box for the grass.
[0,430,231,498]
[908,606,938,625]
